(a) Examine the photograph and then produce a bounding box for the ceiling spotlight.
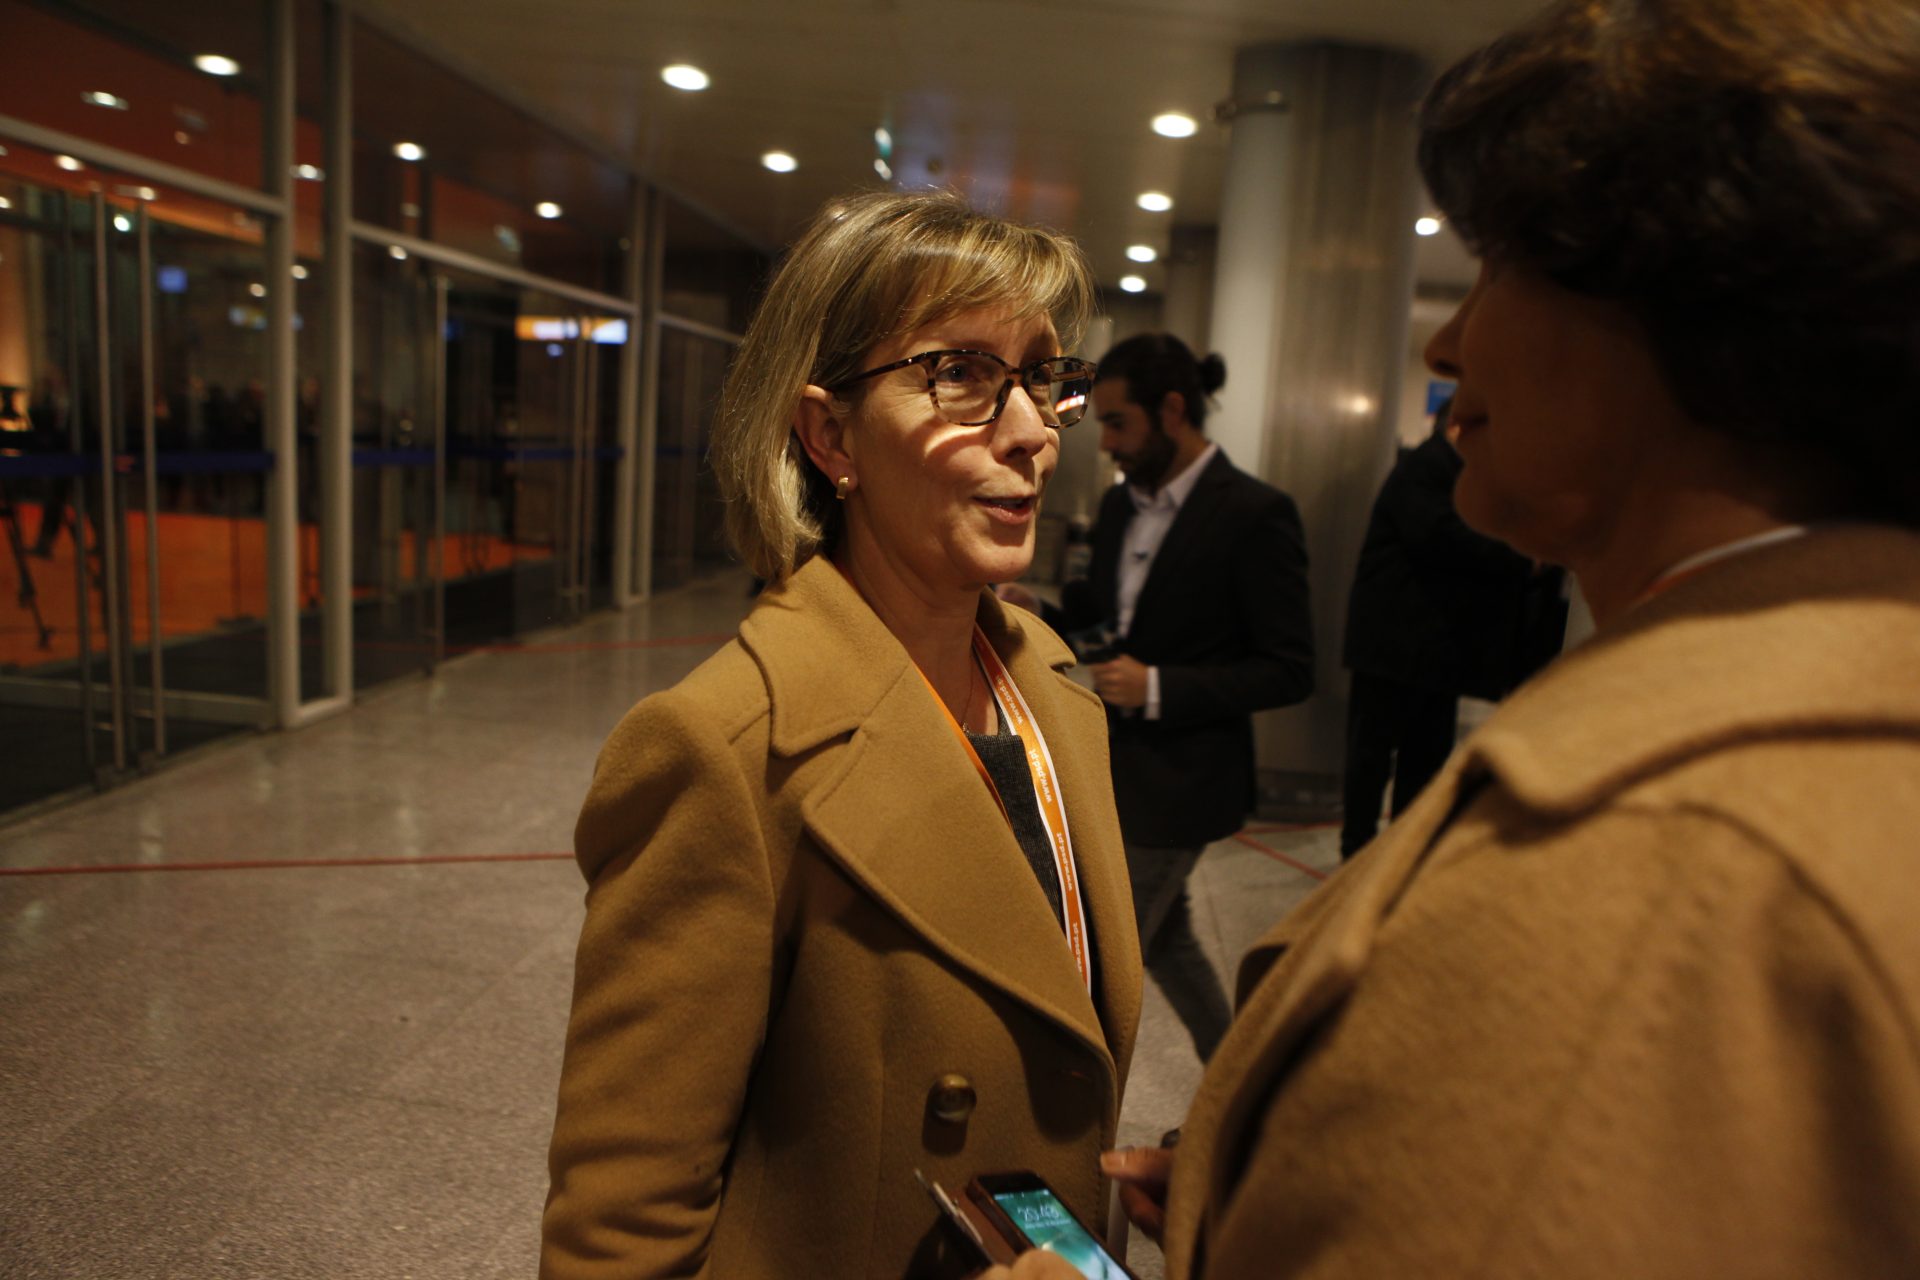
[194,54,241,77]
[0,197,12,210]
[388,244,408,261]
[54,155,84,172]
[1415,216,1443,237]
[392,141,426,162]
[535,201,563,219]
[1126,244,1158,264]
[83,91,130,110]
[293,164,324,181]
[291,264,309,280]
[1119,275,1148,294]
[112,214,133,233]
[1151,112,1197,138]
[249,282,267,298]
[1136,191,1172,212]
[761,150,798,173]
[661,64,710,91]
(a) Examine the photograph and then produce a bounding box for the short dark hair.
[1418,0,1920,523]
[1095,333,1227,430]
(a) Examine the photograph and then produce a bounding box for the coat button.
[928,1073,976,1124]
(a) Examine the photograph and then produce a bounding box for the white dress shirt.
[1117,442,1218,720]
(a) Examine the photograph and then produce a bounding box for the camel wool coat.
[541,556,1143,1280]
[1162,525,1920,1279]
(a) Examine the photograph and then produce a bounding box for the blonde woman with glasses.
[541,191,1143,1280]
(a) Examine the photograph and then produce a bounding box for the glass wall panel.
[350,21,629,297]
[661,197,767,334]
[0,162,272,814]
[650,327,732,592]
[0,0,269,191]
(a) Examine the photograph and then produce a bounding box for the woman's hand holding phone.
[1101,1147,1174,1244]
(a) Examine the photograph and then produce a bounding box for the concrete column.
[1207,42,1428,793]
[1160,225,1216,355]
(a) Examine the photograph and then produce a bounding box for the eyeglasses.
[831,350,1095,428]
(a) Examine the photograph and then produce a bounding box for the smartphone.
[965,1171,1137,1280]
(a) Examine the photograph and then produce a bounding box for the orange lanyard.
[914,627,1092,995]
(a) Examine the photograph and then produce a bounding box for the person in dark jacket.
[1001,334,1314,1060]
[1339,398,1564,858]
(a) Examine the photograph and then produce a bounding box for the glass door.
[0,162,274,816]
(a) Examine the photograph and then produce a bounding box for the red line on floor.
[328,634,734,656]
[461,634,734,655]
[0,851,575,877]
[1231,832,1330,882]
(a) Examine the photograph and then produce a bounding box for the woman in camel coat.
[541,192,1142,1280]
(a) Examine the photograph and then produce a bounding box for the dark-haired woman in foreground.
[997,0,1920,1276]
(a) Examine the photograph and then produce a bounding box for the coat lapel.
[741,558,1122,1070]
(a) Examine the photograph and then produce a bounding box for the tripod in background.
[0,385,54,653]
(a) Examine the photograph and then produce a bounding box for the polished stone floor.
[0,570,1334,1280]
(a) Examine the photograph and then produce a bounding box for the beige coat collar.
[1163,524,1920,1277]
[740,557,1135,1072]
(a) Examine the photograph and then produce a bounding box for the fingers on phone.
[1100,1146,1172,1184]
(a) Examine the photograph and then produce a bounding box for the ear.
[1158,390,1188,433]
[793,385,856,490]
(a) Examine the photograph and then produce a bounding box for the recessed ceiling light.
[1119,275,1148,294]
[1126,244,1158,264]
[249,282,267,298]
[291,264,309,280]
[0,197,12,210]
[54,155,83,172]
[388,245,408,261]
[1415,216,1443,236]
[1136,191,1173,213]
[1151,112,1197,138]
[535,201,563,219]
[194,54,241,77]
[761,150,797,173]
[392,141,426,162]
[293,164,324,181]
[112,214,133,233]
[83,91,129,110]
[661,64,709,92]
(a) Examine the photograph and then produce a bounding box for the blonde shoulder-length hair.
[711,190,1095,581]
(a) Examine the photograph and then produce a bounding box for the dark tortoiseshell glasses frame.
[829,350,1096,428]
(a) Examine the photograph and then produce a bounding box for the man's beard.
[1113,426,1179,492]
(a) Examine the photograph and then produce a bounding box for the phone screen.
[989,1187,1130,1280]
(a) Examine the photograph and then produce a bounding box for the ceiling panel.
[354,0,1541,293]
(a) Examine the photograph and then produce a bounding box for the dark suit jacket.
[1342,431,1560,700]
[1046,449,1314,847]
